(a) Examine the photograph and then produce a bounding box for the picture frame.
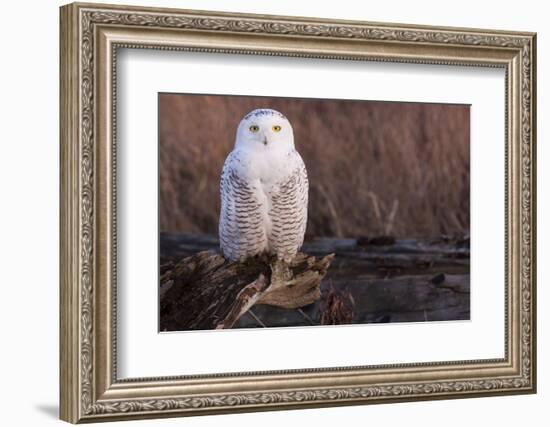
[59,2,537,423]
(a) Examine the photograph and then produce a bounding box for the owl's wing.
[268,152,309,262]
[219,152,268,261]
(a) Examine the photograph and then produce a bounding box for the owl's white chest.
[234,148,297,193]
[231,148,298,235]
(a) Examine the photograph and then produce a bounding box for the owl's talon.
[271,259,293,286]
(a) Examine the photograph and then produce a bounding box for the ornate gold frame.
[59,2,537,423]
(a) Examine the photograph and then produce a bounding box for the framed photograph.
[60,2,537,423]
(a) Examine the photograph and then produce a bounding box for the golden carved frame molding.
[60,2,537,423]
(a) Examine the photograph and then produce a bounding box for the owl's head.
[235,108,294,152]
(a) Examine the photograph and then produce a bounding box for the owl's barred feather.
[219,159,268,260]
[219,109,309,262]
[268,162,308,258]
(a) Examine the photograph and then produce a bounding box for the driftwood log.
[160,233,470,330]
[160,251,334,331]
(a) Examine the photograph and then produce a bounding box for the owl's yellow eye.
[249,125,259,133]
[272,125,282,132]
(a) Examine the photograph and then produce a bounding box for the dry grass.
[159,94,469,239]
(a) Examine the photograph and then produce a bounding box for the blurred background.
[159,93,470,239]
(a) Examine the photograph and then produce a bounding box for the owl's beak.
[262,136,268,146]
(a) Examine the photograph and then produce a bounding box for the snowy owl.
[219,108,308,263]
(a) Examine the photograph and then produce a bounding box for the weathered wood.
[215,274,268,330]
[160,232,470,330]
[160,251,334,331]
